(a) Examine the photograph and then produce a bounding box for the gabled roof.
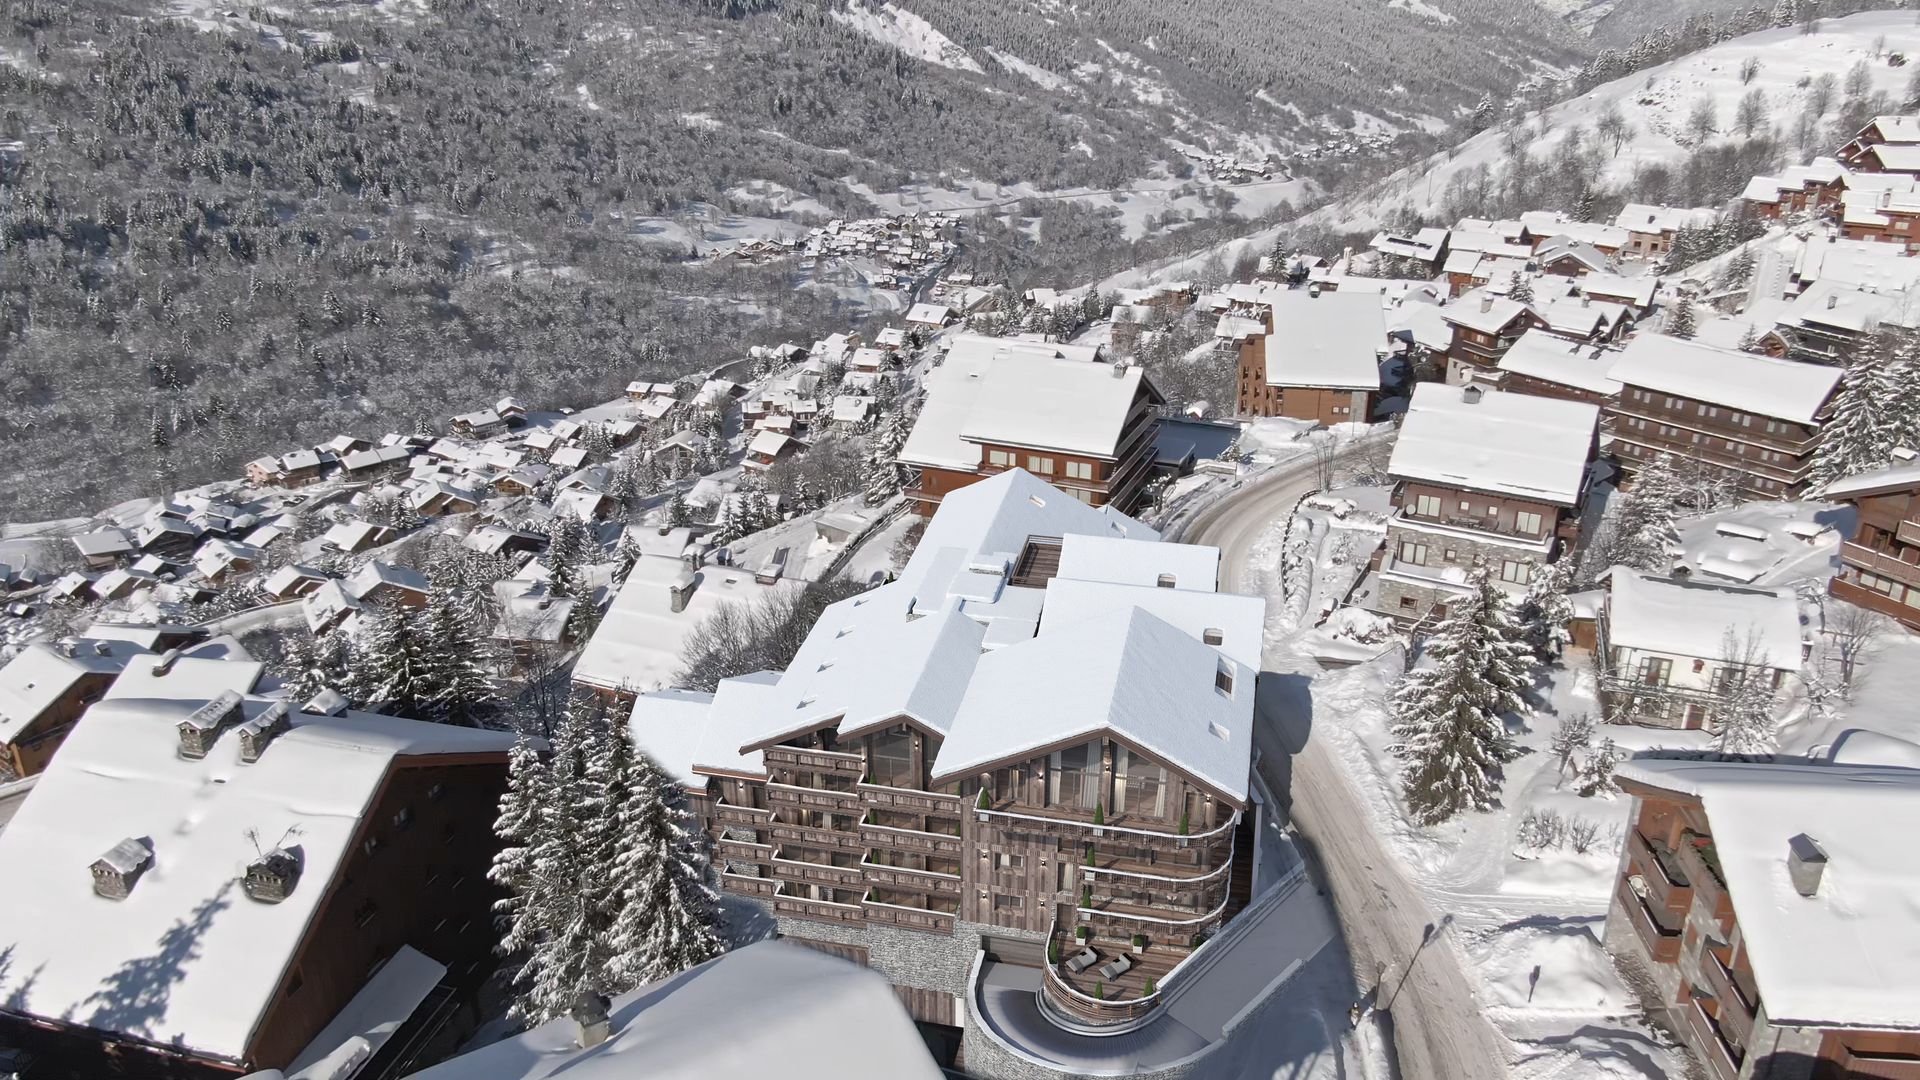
[1615,758,1920,1030]
[930,607,1255,802]
[1388,383,1598,505]
[1613,203,1715,234]
[1577,273,1659,309]
[1495,330,1622,396]
[1260,290,1386,390]
[0,693,514,1061]
[1818,458,1920,500]
[344,560,429,600]
[900,335,1132,469]
[1440,290,1534,334]
[0,641,140,744]
[1606,334,1840,424]
[1605,569,1802,669]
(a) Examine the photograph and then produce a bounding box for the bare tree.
[1311,436,1339,491]
[1825,602,1891,700]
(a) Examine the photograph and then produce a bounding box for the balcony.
[1683,998,1744,1080]
[1699,949,1757,1052]
[975,801,1236,853]
[858,782,962,813]
[763,745,865,777]
[1615,876,1682,963]
[1675,831,1735,927]
[713,798,770,828]
[860,813,964,855]
[1837,1050,1920,1080]
[719,871,776,898]
[768,781,861,813]
[714,836,772,863]
[771,847,864,889]
[769,817,865,851]
[1626,830,1693,915]
[772,883,864,925]
[862,888,958,933]
[1841,542,1920,588]
[1040,924,1181,1027]
[862,851,962,894]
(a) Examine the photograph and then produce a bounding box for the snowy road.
[1187,450,1513,1080]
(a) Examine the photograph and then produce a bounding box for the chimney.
[236,700,292,764]
[1480,295,1494,313]
[91,837,155,900]
[570,992,613,1049]
[1308,283,1322,298]
[177,690,245,759]
[1110,360,1127,378]
[1462,384,1485,404]
[1827,294,1839,310]
[150,646,184,678]
[670,570,698,614]
[242,846,304,904]
[1581,295,1591,308]
[1787,833,1828,897]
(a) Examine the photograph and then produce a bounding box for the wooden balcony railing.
[1627,830,1693,915]
[768,781,861,812]
[861,890,958,933]
[1675,832,1735,928]
[763,745,865,776]
[719,872,776,898]
[713,798,770,828]
[1615,877,1682,963]
[1839,1050,1920,1080]
[771,848,864,889]
[1700,949,1757,1052]
[769,820,865,851]
[714,836,771,863]
[860,817,964,855]
[858,782,962,813]
[1841,542,1920,587]
[772,886,863,925]
[1684,999,1743,1080]
[861,855,963,894]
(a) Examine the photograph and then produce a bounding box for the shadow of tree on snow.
[80,882,234,1043]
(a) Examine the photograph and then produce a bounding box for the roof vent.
[1787,833,1828,897]
[177,690,246,759]
[236,701,292,764]
[91,837,155,901]
[1462,385,1485,404]
[150,646,184,677]
[242,843,304,904]
[1827,294,1839,310]
[1480,295,1494,313]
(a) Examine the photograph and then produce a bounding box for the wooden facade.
[704,718,1246,1027]
[1604,383,1829,499]
[905,383,1161,515]
[1826,477,1920,631]
[1234,331,1373,424]
[1608,783,1920,1080]
[1443,308,1539,383]
[0,667,116,780]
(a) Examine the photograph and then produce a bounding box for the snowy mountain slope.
[1307,10,1920,232]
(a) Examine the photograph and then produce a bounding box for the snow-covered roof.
[931,606,1256,802]
[0,695,514,1062]
[1613,203,1715,234]
[1818,458,1920,499]
[1260,290,1386,390]
[1605,334,1840,424]
[1604,570,1803,669]
[345,560,430,600]
[1392,302,1454,352]
[1495,330,1623,396]
[1615,758,1920,1030]
[407,941,940,1080]
[0,642,140,744]
[746,429,796,458]
[1055,533,1219,592]
[1531,293,1627,337]
[262,563,330,596]
[73,529,135,557]
[1861,114,1920,145]
[1781,280,1920,333]
[1865,142,1920,172]
[900,334,1137,469]
[323,520,386,551]
[1577,273,1659,309]
[286,945,445,1079]
[904,301,952,324]
[1440,290,1533,334]
[1388,383,1598,505]
[1369,227,1447,262]
[571,558,800,696]
[1040,577,1264,673]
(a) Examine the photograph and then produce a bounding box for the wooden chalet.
[1820,459,1920,630]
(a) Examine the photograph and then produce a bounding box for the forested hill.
[0,0,1581,520]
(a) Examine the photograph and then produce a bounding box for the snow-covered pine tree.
[491,733,548,956]
[1549,711,1595,785]
[356,604,439,719]
[1886,330,1920,450]
[665,489,692,528]
[422,588,496,726]
[1389,564,1531,825]
[604,751,724,990]
[1666,296,1697,339]
[1516,558,1576,663]
[1505,271,1535,305]
[1736,324,1760,353]
[282,628,352,706]
[507,701,612,1023]
[1811,334,1901,488]
[1576,737,1620,797]
[1605,453,1682,575]
[1712,631,1781,755]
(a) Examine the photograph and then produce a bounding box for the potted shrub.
[1094,983,1105,1001]
[1075,925,1090,942]
[1081,885,1093,908]
[1178,811,1190,837]
[1143,977,1157,996]
[1092,801,1105,828]
[1048,938,1061,964]
[1084,847,1096,867]
[976,788,991,813]
[1131,933,1147,955]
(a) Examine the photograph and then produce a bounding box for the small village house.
[1597,569,1804,729]
[1818,457,1920,630]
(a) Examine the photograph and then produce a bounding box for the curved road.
[1184,453,1512,1080]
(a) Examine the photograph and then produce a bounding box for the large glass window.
[1048,740,1102,811]
[869,727,915,789]
[1113,747,1166,819]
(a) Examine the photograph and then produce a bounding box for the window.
[1065,461,1094,481]
[993,894,1021,915]
[1027,455,1054,474]
[1458,500,1471,512]
[1499,559,1531,584]
[426,783,445,802]
[1399,596,1417,609]
[392,806,413,831]
[1215,661,1235,696]
[1067,486,1093,503]
[1414,494,1442,517]
[362,835,382,859]
[1514,511,1542,535]
[1638,657,1673,687]
[995,852,1024,870]
[868,727,915,789]
[1157,573,1177,588]
[1397,541,1429,566]
[1444,548,1457,561]
[353,898,379,928]
[1048,740,1101,811]
[1113,746,1166,818]
[988,449,1014,467]
[1485,504,1497,516]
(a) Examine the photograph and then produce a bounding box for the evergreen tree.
[1575,737,1620,797]
[491,733,548,955]
[605,752,725,989]
[1812,335,1902,488]
[1515,558,1576,663]
[1505,271,1535,305]
[1389,565,1530,825]
[282,628,351,705]
[665,489,692,528]
[350,604,436,718]
[422,588,496,726]
[1592,453,1681,577]
[1665,297,1697,339]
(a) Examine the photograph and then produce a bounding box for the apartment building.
[1839,114,1920,175]
[628,470,1266,1039]
[1596,570,1804,730]
[1372,383,1600,626]
[1439,290,1540,384]
[1820,458,1920,630]
[1232,288,1385,423]
[900,335,1162,513]
[1606,758,1920,1080]
[1604,335,1841,499]
[0,681,517,1079]
[1493,329,1623,408]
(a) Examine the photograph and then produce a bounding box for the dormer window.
[1156,574,1176,588]
[1203,628,1224,646]
[1215,661,1235,696]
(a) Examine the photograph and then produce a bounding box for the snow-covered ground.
[849,173,1313,243]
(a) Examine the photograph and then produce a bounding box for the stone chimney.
[669,570,698,614]
[1787,833,1828,897]
[1480,295,1494,313]
[242,846,304,904]
[236,700,293,764]
[570,992,613,1049]
[91,838,155,900]
[177,690,246,759]
[1462,384,1485,404]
